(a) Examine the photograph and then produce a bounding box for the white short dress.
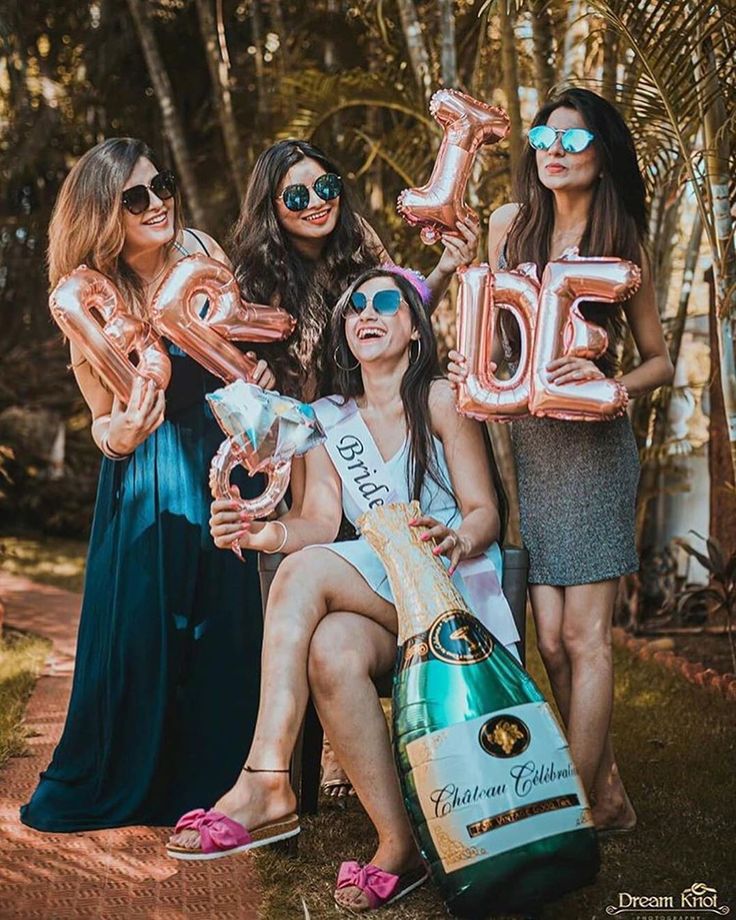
[310,397,521,654]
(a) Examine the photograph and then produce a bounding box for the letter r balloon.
[454,254,641,422]
[150,254,295,384]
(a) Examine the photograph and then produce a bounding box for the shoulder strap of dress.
[185,228,210,256]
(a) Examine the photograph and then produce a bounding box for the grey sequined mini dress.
[499,253,640,586]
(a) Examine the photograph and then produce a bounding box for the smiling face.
[535,106,602,194]
[343,276,419,368]
[121,156,176,254]
[274,156,341,244]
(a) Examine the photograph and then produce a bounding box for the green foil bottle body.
[360,503,599,919]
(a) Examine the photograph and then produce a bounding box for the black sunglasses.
[276,172,342,212]
[122,171,177,215]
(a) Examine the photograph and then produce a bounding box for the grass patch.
[0,628,51,769]
[253,626,736,919]
[0,533,87,593]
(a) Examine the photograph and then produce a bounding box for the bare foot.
[168,769,297,852]
[321,738,355,799]
[592,771,637,832]
[334,838,425,912]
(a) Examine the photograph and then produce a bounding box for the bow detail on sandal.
[173,808,251,854]
[336,861,400,909]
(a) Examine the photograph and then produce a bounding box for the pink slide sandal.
[166,807,300,861]
[334,860,429,911]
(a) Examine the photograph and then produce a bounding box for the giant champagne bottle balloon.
[360,501,599,918]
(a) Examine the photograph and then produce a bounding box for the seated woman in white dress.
[167,266,520,910]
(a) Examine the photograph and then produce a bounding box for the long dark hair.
[506,88,648,376]
[331,267,508,541]
[230,139,381,397]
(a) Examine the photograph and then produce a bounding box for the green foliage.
[675,532,736,671]
[0,628,51,769]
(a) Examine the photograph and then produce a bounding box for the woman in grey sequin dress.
[449,88,674,836]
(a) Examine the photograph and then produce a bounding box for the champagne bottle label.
[404,701,593,874]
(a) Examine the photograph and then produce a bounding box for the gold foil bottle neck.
[359,500,471,643]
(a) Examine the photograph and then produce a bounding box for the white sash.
[312,396,521,649]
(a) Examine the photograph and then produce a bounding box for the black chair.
[257,545,529,827]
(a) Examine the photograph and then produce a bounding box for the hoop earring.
[334,346,359,372]
[410,338,422,364]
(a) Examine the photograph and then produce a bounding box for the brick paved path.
[0,572,264,920]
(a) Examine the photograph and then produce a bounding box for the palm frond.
[583,0,736,251]
[274,68,434,142]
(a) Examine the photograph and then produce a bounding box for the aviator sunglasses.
[276,172,343,212]
[347,288,403,316]
[528,125,595,153]
[122,170,177,215]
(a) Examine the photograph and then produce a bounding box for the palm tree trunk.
[438,0,457,88]
[701,36,736,486]
[269,0,289,72]
[560,0,587,80]
[250,0,268,115]
[529,0,555,99]
[127,0,207,227]
[194,0,246,195]
[499,4,523,176]
[601,25,618,100]
[706,267,736,555]
[396,0,432,101]
[635,209,704,546]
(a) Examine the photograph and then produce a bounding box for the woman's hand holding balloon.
[447,349,498,389]
[436,217,480,276]
[209,486,283,551]
[409,514,471,575]
[546,355,605,386]
[105,376,166,455]
[245,352,276,390]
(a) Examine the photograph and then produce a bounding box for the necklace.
[140,256,169,289]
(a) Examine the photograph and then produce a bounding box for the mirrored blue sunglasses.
[528,125,595,153]
[348,289,403,316]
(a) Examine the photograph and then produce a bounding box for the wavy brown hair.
[230,140,381,398]
[505,88,648,376]
[47,137,183,316]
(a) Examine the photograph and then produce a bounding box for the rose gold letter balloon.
[529,255,641,420]
[455,264,538,421]
[50,265,171,402]
[398,90,510,245]
[150,254,295,383]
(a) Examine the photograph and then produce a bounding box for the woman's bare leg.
[308,613,422,910]
[561,580,636,829]
[531,583,634,829]
[169,548,397,849]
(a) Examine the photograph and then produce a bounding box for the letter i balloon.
[360,502,599,918]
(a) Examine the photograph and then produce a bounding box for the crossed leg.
[531,581,636,831]
[308,612,423,910]
[168,547,398,851]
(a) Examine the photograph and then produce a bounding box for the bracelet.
[100,434,130,461]
[263,520,288,555]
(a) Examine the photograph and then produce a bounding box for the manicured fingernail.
[432,547,441,555]
[448,566,455,575]
[421,533,430,541]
